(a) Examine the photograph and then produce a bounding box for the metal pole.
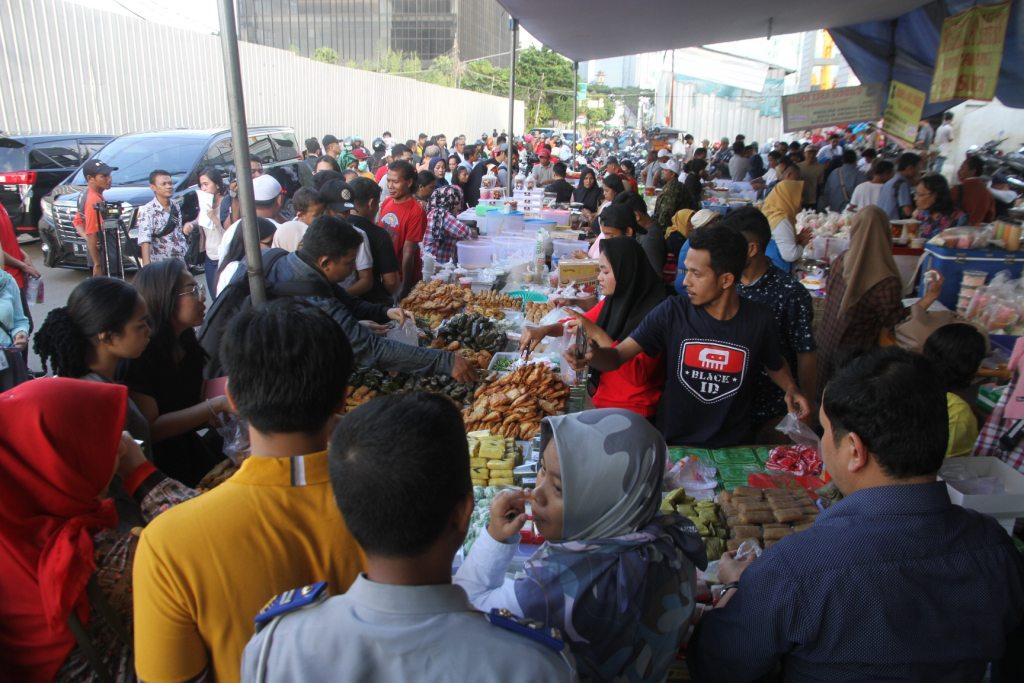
[572,61,579,171]
[507,17,518,199]
[217,0,266,305]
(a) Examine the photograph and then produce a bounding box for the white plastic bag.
[386,318,420,346]
[776,412,819,447]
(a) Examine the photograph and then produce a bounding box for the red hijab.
[0,378,126,680]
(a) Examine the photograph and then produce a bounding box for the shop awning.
[494,0,932,63]
[831,0,1024,115]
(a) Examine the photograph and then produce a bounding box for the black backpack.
[198,248,335,378]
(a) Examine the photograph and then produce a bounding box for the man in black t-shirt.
[583,225,811,447]
[347,178,400,305]
[545,162,575,204]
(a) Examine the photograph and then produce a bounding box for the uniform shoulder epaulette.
[485,608,565,652]
[254,582,329,630]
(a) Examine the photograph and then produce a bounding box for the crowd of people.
[0,119,1022,683]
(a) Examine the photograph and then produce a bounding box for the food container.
[492,235,535,263]
[552,238,585,261]
[558,258,599,285]
[495,211,526,234]
[524,218,556,233]
[456,240,494,268]
[487,352,521,375]
[962,270,988,288]
[940,457,1024,534]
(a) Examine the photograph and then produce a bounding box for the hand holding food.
[487,489,529,542]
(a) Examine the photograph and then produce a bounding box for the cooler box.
[917,245,1024,309]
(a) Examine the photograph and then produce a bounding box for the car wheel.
[39,231,60,268]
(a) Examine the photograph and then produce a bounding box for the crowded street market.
[2,0,1024,681]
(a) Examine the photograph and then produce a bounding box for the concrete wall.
[0,0,525,143]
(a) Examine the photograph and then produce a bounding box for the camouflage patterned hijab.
[518,409,707,682]
[541,408,664,540]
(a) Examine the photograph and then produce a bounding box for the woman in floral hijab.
[456,408,707,682]
[423,185,472,264]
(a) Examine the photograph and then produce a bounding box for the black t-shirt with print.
[349,215,400,305]
[630,296,784,447]
[546,179,575,203]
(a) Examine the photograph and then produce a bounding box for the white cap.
[657,148,670,158]
[662,159,680,175]
[691,209,718,229]
[253,174,282,202]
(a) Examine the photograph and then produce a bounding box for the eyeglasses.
[176,282,206,299]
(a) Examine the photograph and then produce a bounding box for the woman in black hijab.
[573,167,603,214]
[521,237,666,418]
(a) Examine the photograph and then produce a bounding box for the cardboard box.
[559,258,599,285]
[940,457,1024,533]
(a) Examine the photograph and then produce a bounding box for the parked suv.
[39,127,308,270]
[0,134,114,235]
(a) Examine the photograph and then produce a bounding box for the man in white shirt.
[848,159,894,211]
[933,112,955,174]
[646,148,669,187]
[679,134,696,162]
[760,151,782,186]
[671,135,686,158]
[816,134,843,165]
[530,148,556,186]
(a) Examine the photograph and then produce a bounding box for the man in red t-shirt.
[72,159,117,276]
[378,160,427,298]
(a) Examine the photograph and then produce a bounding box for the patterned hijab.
[515,409,707,682]
[427,185,463,241]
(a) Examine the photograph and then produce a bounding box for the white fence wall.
[659,82,784,144]
[0,0,525,142]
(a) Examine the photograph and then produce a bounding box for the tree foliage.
[312,46,339,65]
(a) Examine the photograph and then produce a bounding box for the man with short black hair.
[493,144,510,188]
[546,162,574,203]
[723,207,816,437]
[816,133,843,165]
[242,393,576,681]
[134,299,367,683]
[304,137,322,171]
[137,169,194,265]
[691,347,1024,681]
[878,152,922,219]
[349,177,401,304]
[952,155,997,225]
[459,143,480,173]
[585,224,810,447]
[379,160,427,297]
[848,159,894,210]
[820,149,865,212]
[73,158,116,276]
[377,143,413,201]
[322,134,342,161]
[320,179,374,296]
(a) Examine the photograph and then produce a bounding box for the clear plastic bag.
[386,318,420,346]
[776,412,819,447]
[217,415,250,465]
[735,538,763,560]
[664,456,718,494]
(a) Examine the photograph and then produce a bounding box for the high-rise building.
[235,0,512,67]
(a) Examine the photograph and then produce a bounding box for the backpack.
[198,248,336,378]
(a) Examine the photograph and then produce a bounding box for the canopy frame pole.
[217,0,266,305]
[507,17,519,198]
[572,60,579,171]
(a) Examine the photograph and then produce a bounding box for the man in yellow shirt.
[133,300,365,682]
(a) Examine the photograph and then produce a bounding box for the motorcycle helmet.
[372,137,386,152]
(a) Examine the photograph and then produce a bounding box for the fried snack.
[196,460,240,492]
[465,291,519,319]
[737,501,773,514]
[731,486,765,499]
[400,280,471,324]
[462,363,569,440]
[794,521,816,532]
[525,301,556,324]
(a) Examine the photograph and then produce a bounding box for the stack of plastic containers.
[456,240,495,268]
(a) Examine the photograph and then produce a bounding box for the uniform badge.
[254,582,328,629]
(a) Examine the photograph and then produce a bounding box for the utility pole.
[572,61,579,170]
[216,0,265,305]
[507,17,519,199]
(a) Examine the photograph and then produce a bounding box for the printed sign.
[678,340,748,404]
[882,81,926,148]
[781,84,885,133]
[930,1,1011,103]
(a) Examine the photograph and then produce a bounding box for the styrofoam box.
[940,457,1024,534]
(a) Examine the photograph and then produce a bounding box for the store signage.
[781,84,884,133]
[930,1,1010,103]
[882,81,926,147]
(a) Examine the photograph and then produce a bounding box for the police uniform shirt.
[242,575,577,682]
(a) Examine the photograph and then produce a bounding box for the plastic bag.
[776,412,819,447]
[386,318,420,346]
[665,456,718,496]
[217,415,250,465]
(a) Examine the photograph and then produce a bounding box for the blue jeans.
[205,255,219,299]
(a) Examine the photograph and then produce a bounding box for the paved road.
[22,241,87,371]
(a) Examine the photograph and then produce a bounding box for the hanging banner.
[781,84,885,133]
[882,81,926,147]
[930,1,1011,103]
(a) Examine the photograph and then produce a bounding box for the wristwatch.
[715,582,740,602]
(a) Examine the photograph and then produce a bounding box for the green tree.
[312,46,339,65]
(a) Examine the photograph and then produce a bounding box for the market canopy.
[494,0,932,62]
[832,0,1024,115]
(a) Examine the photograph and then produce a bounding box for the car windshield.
[0,139,28,172]
[67,136,207,186]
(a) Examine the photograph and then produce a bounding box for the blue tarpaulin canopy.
[831,0,1024,116]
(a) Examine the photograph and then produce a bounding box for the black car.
[40,127,309,270]
[0,134,114,236]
